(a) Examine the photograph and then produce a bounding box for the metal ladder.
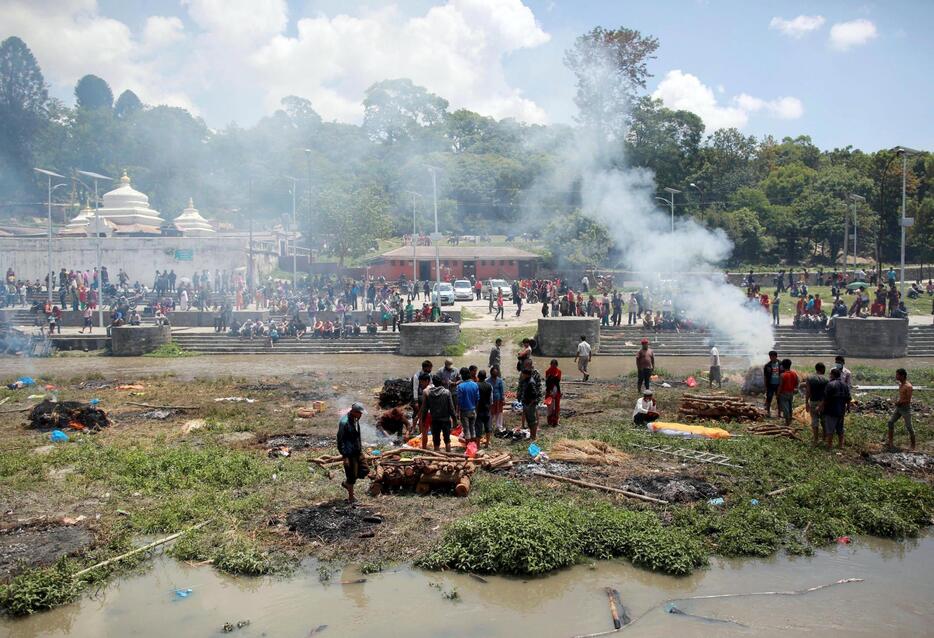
[628,442,742,468]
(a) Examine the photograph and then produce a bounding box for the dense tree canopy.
[0,32,930,270]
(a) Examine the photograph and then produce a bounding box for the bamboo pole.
[127,402,198,410]
[74,520,211,577]
[533,472,668,505]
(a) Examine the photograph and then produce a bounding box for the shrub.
[0,559,81,616]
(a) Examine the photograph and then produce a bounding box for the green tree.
[114,89,143,119]
[74,74,113,111]
[363,79,448,144]
[626,96,703,190]
[564,26,659,137]
[315,181,391,266]
[0,36,49,198]
[702,207,768,265]
[543,210,610,268]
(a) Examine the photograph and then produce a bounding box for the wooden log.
[415,481,431,495]
[367,482,382,497]
[127,401,198,410]
[605,587,622,630]
[533,472,669,505]
[454,476,471,497]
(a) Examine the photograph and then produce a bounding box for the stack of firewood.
[747,422,799,439]
[679,394,765,422]
[310,448,512,497]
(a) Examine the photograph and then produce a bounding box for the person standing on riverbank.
[636,338,654,392]
[763,350,781,417]
[575,335,592,382]
[777,359,799,427]
[822,368,850,449]
[545,359,562,426]
[804,363,829,446]
[420,373,456,452]
[337,403,365,503]
[709,343,721,389]
[887,368,915,451]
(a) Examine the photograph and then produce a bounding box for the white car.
[453,279,474,301]
[484,279,512,300]
[432,282,456,306]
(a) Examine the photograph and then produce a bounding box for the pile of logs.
[310,448,512,498]
[747,422,800,439]
[679,393,765,422]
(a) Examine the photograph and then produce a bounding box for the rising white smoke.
[531,125,775,359]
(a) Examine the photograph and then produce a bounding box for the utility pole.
[893,146,922,297]
[76,170,112,328]
[428,167,441,300]
[405,191,421,285]
[247,178,254,299]
[34,168,65,304]
[847,194,865,278]
[304,148,312,267]
[663,187,680,233]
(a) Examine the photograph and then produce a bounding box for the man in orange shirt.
[777,359,800,427]
[887,368,915,450]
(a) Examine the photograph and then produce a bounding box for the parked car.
[484,279,512,300]
[452,279,474,301]
[432,282,456,306]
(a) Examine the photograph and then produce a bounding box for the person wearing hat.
[636,338,655,392]
[632,389,659,426]
[337,403,366,503]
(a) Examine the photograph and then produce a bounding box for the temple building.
[62,170,165,235]
[173,198,215,236]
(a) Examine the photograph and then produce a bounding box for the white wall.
[1,235,278,286]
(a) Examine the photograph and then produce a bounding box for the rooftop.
[378,245,541,260]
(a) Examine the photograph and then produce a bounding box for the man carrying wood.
[337,403,366,503]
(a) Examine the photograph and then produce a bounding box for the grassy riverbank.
[0,364,930,615]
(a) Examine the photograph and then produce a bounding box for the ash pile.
[28,399,111,432]
[378,378,413,408]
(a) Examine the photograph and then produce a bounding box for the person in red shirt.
[777,359,800,426]
[813,294,822,315]
[545,359,562,426]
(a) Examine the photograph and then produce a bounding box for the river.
[2,533,931,638]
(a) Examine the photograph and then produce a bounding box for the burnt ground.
[865,451,933,472]
[0,522,93,580]
[620,475,720,503]
[286,501,383,543]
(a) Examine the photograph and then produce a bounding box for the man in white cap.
[337,402,366,503]
[632,389,660,426]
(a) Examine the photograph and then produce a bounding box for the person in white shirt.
[632,390,660,426]
[834,355,852,388]
[574,335,592,381]
[709,343,722,388]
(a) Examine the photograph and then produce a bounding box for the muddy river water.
[2,533,931,638]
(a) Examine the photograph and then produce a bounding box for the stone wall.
[398,323,460,356]
[832,317,908,358]
[110,325,172,356]
[536,317,600,357]
[0,235,278,287]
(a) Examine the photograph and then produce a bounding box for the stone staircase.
[907,325,934,357]
[598,326,837,357]
[171,332,401,355]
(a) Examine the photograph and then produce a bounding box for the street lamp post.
[405,191,422,285]
[285,176,304,290]
[76,170,112,328]
[847,194,865,277]
[34,168,66,304]
[892,146,922,296]
[304,149,312,266]
[663,187,680,232]
[427,167,442,302]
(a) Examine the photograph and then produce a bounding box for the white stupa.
[173,198,215,235]
[62,201,116,235]
[95,170,164,229]
[63,201,93,232]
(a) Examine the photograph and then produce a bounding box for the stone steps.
[172,334,400,355]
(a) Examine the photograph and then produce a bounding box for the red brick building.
[369,246,541,282]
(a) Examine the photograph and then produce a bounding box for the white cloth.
[632,397,655,418]
[576,341,592,359]
[710,346,720,367]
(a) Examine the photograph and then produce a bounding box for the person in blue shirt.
[490,365,506,431]
[455,367,480,445]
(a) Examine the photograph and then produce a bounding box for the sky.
[1,0,931,151]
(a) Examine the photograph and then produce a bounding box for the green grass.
[142,343,197,358]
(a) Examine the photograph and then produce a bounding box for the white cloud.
[251,0,551,123]
[829,19,878,50]
[769,15,825,38]
[653,70,803,131]
[0,0,551,125]
[142,16,184,50]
